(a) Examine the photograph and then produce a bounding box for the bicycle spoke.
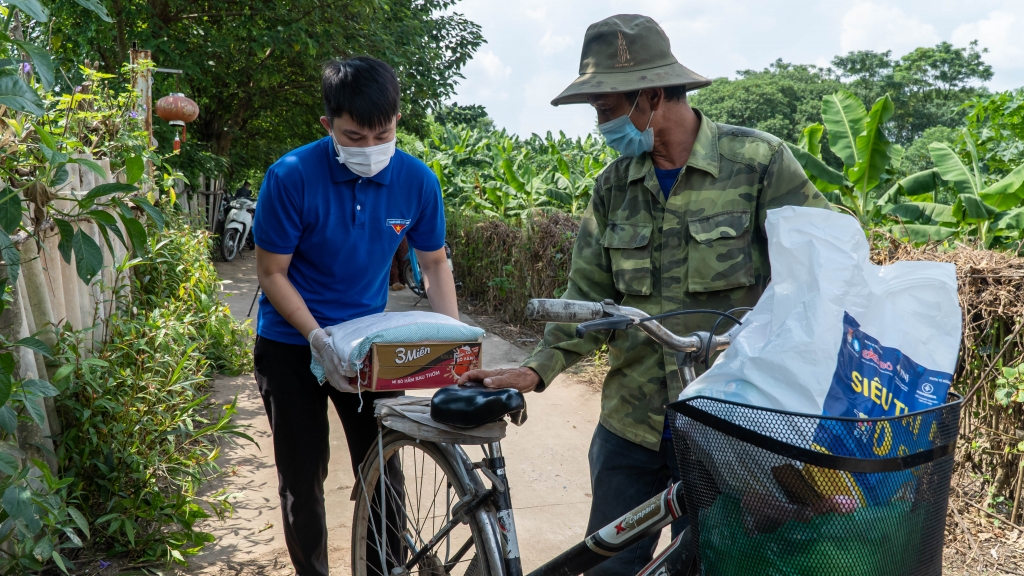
[355,437,483,576]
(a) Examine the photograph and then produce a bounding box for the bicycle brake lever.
[575,314,634,338]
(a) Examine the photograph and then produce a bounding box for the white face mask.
[330,132,396,178]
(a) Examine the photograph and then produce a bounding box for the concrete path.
[182,255,603,575]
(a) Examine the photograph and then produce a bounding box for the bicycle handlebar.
[527,299,734,355]
[525,299,605,323]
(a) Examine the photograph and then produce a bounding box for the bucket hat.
[551,14,712,106]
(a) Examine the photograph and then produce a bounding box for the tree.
[690,60,844,146]
[964,89,1024,177]
[832,41,992,145]
[433,102,494,132]
[48,0,483,178]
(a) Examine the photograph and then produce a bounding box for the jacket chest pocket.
[602,222,653,296]
[687,210,754,292]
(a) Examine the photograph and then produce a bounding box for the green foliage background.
[46,0,484,184]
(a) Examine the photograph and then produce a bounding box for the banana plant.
[884,132,1024,246]
[416,123,615,222]
[787,90,905,225]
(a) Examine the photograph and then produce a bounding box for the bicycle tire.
[221,228,239,261]
[401,259,426,297]
[352,430,496,576]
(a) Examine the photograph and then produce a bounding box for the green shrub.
[449,210,578,325]
[52,220,253,566]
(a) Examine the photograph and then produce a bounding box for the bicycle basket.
[668,394,962,576]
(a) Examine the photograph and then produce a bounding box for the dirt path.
[178,255,604,574]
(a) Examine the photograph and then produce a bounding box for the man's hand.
[309,327,357,393]
[457,367,541,393]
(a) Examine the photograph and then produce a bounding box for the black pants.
[585,423,688,576]
[254,336,402,576]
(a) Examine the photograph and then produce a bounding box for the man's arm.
[757,144,832,234]
[255,247,319,339]
[417,247,459,319]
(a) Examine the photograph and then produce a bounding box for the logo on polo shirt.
[387,219,411,234]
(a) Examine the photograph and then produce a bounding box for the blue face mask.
[598,93,654,157]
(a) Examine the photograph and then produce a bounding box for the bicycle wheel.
[352,431,492,576]
[401,259,426,297]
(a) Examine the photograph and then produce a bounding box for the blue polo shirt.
[253,136,445,345]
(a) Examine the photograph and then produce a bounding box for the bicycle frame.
[520,322,729,576]
[373,300,737,576]
[406,248,423,288]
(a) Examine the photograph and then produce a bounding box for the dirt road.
[180,256,604,575]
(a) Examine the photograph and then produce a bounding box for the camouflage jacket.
[522,111,831,450]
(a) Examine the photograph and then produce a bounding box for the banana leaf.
[796,123,824,158]
[978,163,1024,211]
[953,194,999,223]
[786,143,847,192]
[878,169,941,205]
[888,223,958,244]
[992,206,1024,232]
[847,95,894,194]
[929,142,981,196]
[884,202,956,225]
[821,90,868,170]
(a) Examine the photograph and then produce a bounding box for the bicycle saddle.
[430,383,527,428]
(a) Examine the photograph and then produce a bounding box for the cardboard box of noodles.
[357,341,482,391]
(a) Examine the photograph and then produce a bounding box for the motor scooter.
[221,197,256,261]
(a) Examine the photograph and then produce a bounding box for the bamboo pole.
[83,221,106,346]
[21,238,56,349]
[39,227,67,329]
[64,163,80,199]
[52,192,84,333]
[17,273,47,386]
[17,262,61,438]
[0,266,58,473]
[75,153,95,192]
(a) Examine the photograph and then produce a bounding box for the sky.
[447,0,1024,139]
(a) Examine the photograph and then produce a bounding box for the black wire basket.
[668,393,963,576]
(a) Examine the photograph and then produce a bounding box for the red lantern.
[155,92,199,145]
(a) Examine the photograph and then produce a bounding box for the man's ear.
[396,112,402,123]
[646,88,665,113]
[319,116,332,133]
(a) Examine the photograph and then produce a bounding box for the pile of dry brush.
[449,212,1024,529]
[873,237,1024,528]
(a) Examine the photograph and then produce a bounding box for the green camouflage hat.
[551,14,712,106]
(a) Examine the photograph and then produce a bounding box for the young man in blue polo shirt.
[253,56,458,576]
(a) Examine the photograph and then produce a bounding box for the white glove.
[308,327,356,393]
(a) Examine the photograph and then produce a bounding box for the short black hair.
[243,181,251,187]
[624,85,688,103]
[322,56,400,130]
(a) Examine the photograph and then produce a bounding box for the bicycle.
[351,298,963,576]
[350,298,734,576]
[402,241,463,300]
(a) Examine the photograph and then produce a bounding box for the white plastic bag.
[681,205,961,415]
[677,206,961,504]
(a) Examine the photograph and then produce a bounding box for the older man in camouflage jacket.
[459,14,830,575]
